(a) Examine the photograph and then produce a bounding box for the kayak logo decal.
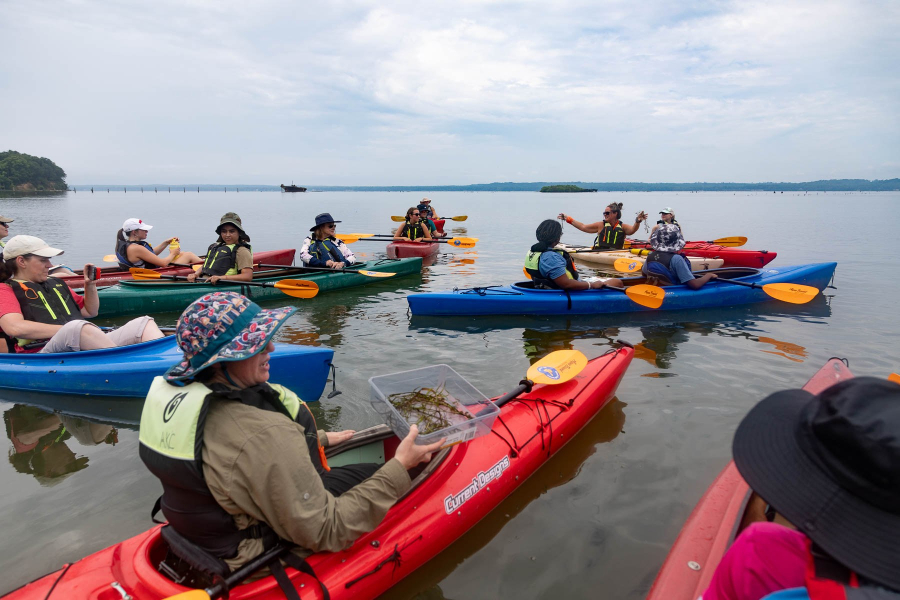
[451,239,461,246]
[537,366,561,380]
[444,455,510,514]
[163,392,188,423]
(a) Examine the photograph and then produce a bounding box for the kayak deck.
[557,244,724,271]
[386,241,439,259]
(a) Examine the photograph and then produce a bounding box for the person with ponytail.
[393,206,433,242]
[524,220,623,290]
[114,218,202,270]
[558,202,648,250]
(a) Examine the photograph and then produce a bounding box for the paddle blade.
[445,237,477,249]
[625,284,665,309]
[272,279,319,298]
[390,216,406,222]
[344,233,376,238]
[129,267,162,279]
[449,215,468,221]
[712,236,748,247]
[523,267,532,279]
[162,592,211,600]
[889,373,900,385]
[102,254,118,263]
[761,283,819,304]
[357,270,396,278]
[613,258,643,273]
[335,234,361,244]
[526,350,588,385]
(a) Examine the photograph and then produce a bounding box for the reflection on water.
[757,336,808,362]
[4,405,117,486]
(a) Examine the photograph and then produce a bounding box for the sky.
[1,0,897,185]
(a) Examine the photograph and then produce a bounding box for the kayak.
[556,244,724,271]
[407,263,837,316]
[433,218,445,233]
[627,240,776,268]
[0,335,334,400]
[6,347,633,600]
[56,249,296,289]
[93,258,423,318]
[646,357,854,600]
[386,241,439,260]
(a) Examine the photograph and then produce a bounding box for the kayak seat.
[158,524,230,588]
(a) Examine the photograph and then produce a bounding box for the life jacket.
[138,377,330,559]
[306,237,347,266]
[422,217,437,233]
[115,238,155,269]
[200,242,251,277]
[593,221,626,250]
[524,245,579,289]
[398,222,425,240]
[9,278,82,349]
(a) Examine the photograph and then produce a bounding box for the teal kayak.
[94,258,423,318]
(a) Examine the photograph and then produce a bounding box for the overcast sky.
[1,0,897,185]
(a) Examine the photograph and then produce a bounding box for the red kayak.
[386,240,439,260]
[646,357,854,600]
[628,240,776,268]
[5,347,633,600]
[56,249,296,289]
[433,218,445,233]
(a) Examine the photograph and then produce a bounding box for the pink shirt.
[702,522,808,600]
[0,283,85,353]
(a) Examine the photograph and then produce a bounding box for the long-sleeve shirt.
[299,236,356,268]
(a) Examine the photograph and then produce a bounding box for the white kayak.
[555,244,724,271]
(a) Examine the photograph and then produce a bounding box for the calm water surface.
[1,190,898,598]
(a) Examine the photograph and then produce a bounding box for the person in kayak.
[558,202,648,250]
[651,206,681,236]
[139,291,444,585]
[186,212,254,284]
[0,235,163,354]
[394,206,433,242]
[299,212,356,269]
[114,217,203,270]
[0,215,11,250]
[701,377,900,600]
[525,220,623,290]
[642,212,717,290]
[417,204,446,238]
[420,197,439,219]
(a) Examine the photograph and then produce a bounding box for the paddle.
[624,236,748,249]
[613,258,643,273]
[713,278,819,304]
[103,254,206,265]
[522,267,664,309]
[390,215,467,222]
[337,234,478,249]
[254,263,396,278]
[889,373,900,385]
[128,268,319,298]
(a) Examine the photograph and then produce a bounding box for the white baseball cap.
[2,235,64,260]
[123,218,153,233]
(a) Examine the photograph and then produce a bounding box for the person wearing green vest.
[138,291,443,583]
[525,220,623,290]
[558,202,648,250]
[186,212,254,284]
[393,206,433,242]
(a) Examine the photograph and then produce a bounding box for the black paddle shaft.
[475,379,535,417]
[205,544,290,599]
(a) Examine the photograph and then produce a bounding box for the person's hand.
[208,275,222,285]
[186,272,198,283]
[83,263,97,287]
[325,260,335,268]
[162,237,176,245]
[558,213,566,220]
[637,211,648,222]
[326,430,355,446]
[170,246,182,257]
[710,273,718,280]
[333,262,344,269]
[394,424,445,470]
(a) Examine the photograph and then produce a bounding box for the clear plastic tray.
[369,364,499,447]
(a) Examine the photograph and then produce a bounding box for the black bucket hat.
[310,213,341,232]
[732,377,900,590]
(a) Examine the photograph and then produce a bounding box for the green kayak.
[94,258,423,318]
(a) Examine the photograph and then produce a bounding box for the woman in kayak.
[300,212,356,269]
[0,235,163,354]
[525,220,623,290]
[558,202,648,250]
[186,212,254,284]
[139,291,444,584]
[114,218,203,270]
[641,211,717,290]
[701,377,900,600]
[651,206,681,236]
[393,206,433,242]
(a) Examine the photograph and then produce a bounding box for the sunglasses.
[412,212,420,216]
[603,212,611,216]
[325,223,336,228]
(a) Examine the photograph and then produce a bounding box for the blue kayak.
[408,263,837,316]
[0,336,334,400]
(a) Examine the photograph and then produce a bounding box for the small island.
[539,184,598,193]
[0,151,67,191]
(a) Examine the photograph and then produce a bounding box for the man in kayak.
[642,210,717,290]
[420,197,439,219]
[701,377,900,600]
[525,220,623,290]
[300,212,356,268]
[394,206,433,242]
[0,235,164,353]
[139,292,444,586]
[559,202,648,250]
[417,204,446,238]
[186,213,254,284]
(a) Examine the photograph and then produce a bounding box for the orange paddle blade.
[102,254,119,263]
[613,258,643,273]
[271,279,319,298]
[129,267,162,278]
[624,284,665,309]
[712,236,748,247]
[523,267,532,279]
[888,373,900,385]
[761,283,819,304]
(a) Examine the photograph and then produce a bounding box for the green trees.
[540,184,598,193]
[0,151,67,191]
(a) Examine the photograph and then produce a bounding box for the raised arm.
[558,214,602,234]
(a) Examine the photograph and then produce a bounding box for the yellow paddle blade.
[343,233,376,238]
[712,236,748,247]
[761,283,819,304]
[625,284,665,309]
[336,235,362,244]
[161,591,211,600]
[445,237,477,249]
[390,216,406,222]
[102,254,119,263]
[272,279,319,298]
[129,267,162,278]
[526,349,588,385]
[449,215,468,221]
[192,264,202,271]
[614,258,643,273]
[357,270,396,278]
[888,373,900,385]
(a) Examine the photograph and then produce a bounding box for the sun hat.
[659,207,675,215]
[416,204,431,214]
[164,292,296,381]
[2,235,64,260]
[0,216,14,224]
[309,212,341,232]
[123,218,153,233]
[420,197,431,203]
[732,377,900,590]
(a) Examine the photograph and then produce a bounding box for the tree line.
[0,151,67,191]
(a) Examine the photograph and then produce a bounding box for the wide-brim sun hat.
[165,291,296,381]
[2,235,64,260]
[309,212,342,232]
[732,377,900,590]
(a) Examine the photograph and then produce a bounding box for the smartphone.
[85,265,99,281]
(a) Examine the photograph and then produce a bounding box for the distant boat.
[280,183,307,193]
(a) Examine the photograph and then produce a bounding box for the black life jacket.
[115,238,155,269]
[399,222,425,240]
[9,278,83,348]
[307,238,347,265]
[593,221,626,250]
[200,242,251,277]
[524,244,579,289]
[139,377,328,559]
